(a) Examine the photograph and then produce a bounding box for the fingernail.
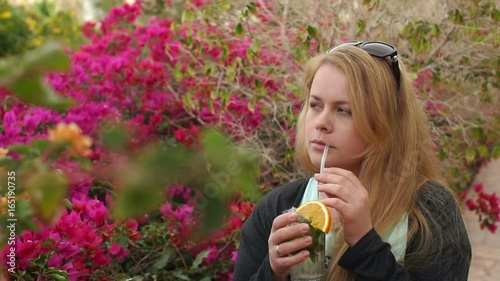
[301,224,309,232]
[304,237,312,244]
[289,213,297,220]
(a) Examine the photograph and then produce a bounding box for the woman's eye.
[337,107,352,115]
[309,102,321,110]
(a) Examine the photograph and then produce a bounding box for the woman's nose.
[315,111,333,133]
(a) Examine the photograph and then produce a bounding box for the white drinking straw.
[319,145,329,199]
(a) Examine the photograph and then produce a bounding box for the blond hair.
[295,46,445,280]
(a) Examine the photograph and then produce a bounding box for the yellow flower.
[48,123,93,157]
[0,148,8,156]
[49,123,82,142]
[26,17,36,31]
[0,11,11,19]
[31,38,42,47]
[69,134,92,157]
[53,27,62,34]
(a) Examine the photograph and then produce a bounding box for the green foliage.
[0,0,31,57]
[0,41,75,111]
[0,0,83,57]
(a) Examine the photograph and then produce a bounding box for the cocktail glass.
[289,225,325,281]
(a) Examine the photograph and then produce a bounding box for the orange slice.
[296,200,331,233]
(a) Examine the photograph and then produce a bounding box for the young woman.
[233,41,471,281]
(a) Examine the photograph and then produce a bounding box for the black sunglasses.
[327,41,401,93]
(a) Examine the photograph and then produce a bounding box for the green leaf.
[27,171,68,225]
[112,180,164,218]
[15,200,38,230]
[491,145,500,158]
[471,127,484,140]
[246,2,257,13]
[23,41,70,73]
[152,249,175,270]
[438,149,447,160]
[493,8,499,21]
[173,270,190,280]
[48,273,69,281]
[31,139,51,151]
[307,25,318,37]
[207,98,214,113]
[465,147,476,164]
[6,145,40,157]
[248,39,260,56]
[7,76,75,112]
[235,23,243,35]
[0,57,22,84]
[247,101,255,113]
[204,63,214,75]
[431,24,441,37]
[102,123,128,150]
[221,89,230,106]
[32,254,49,267]
[183,95,195,109]
[192,250,210,269]
[173,63,183,81]
[356,20,366,35]
[181,10,194,23]
[41,238,55,247]
[478,145,488,158]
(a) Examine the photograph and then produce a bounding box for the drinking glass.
[289,229,325,281]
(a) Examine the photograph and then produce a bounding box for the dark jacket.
[233,179,471,281]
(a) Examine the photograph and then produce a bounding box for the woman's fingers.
[315,168,358,189]
[270,213,310,248]
[314,167,373,246]
[316,183,353,202]
[320,196,349,214]
[273,249,310,268]
[274,236,312,257]
[269,212,313,277]
[271,212,299,232]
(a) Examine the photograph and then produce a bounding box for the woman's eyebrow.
[310,95,350,105]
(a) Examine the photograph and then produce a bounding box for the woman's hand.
[268,212,312,281]
[315,167,373,246]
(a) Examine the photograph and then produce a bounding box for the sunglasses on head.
[326,41,401,93]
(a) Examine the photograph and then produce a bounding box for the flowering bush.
[0,0,499,280]
[462,183,500,233]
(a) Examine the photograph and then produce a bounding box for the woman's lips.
[311,140,330,150]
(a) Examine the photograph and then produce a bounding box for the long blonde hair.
[295,46,444,280]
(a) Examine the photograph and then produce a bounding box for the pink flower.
[173,205,194,223]
[473,183,484,193]
[465,199,478,210]
[231,250,238,262]
[92,248,112,267]
[487,223,497,234]
[124,219,139,231]
[108,243,129,259]
[85,199,109,226]
[202,246,219,264]
[160,202,172,216]
[174,129,187,143]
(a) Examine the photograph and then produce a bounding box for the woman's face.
[305,64,367,175]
